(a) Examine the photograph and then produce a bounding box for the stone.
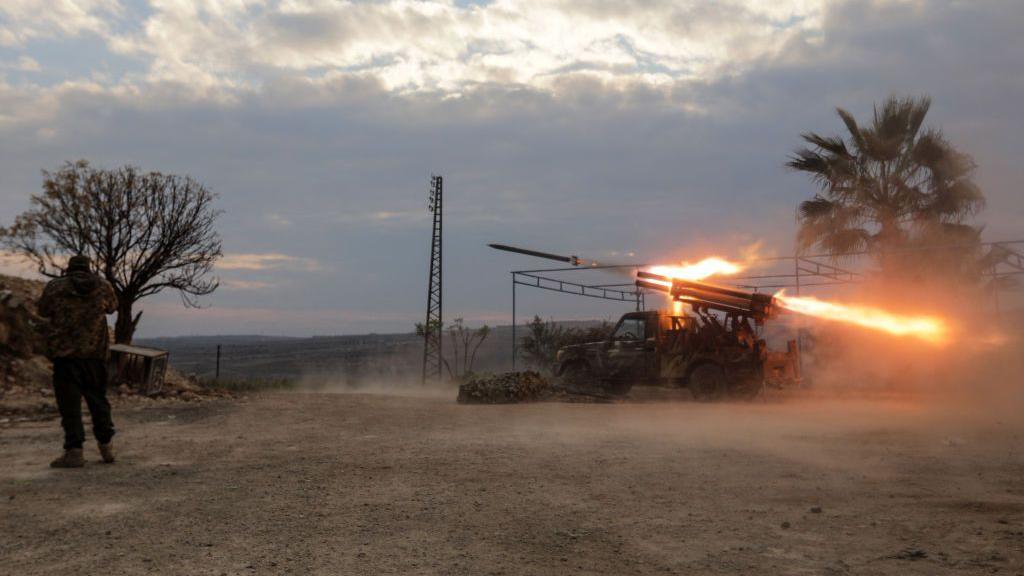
[457,371,551,404]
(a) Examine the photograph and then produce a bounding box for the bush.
[518,316,612,373]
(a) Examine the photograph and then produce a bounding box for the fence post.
[794,256,805,387]
[215,344,221,381]
[511,276,517,370]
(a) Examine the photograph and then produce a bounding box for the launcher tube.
[636,272,774,318]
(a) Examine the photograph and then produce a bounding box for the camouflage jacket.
[37,272,118,360]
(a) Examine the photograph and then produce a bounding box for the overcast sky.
[1,0,1022,337]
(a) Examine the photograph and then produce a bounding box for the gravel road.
[1,390,1022,575]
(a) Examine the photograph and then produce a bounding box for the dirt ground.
[1,389,1022,575]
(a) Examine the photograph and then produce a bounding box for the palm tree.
[787,95,985,277]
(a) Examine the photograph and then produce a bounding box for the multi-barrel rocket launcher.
[493,241,959,398]
[491,242,801,399]
[630,270,802,397]
[635,270,775,323]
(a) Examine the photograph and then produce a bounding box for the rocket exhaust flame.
[648,257,744,283]
[773,291,949,344]
[642,257,754,320]
[638,257,950,344]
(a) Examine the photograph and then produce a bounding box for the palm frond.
[786,149,828,173]
[800,132,850,157]
[786,150,838,192]
[922,179,985,219]
[798,195,836,219]
[791,95,984,278]
[823,227,872,255]
[911,128,947,167]
[905,95,931,140]
[836,108,865,152]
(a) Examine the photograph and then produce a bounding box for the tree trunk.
[113,298,141,344]
[875,217,906,278]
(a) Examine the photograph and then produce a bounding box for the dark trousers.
[52,358,115,450]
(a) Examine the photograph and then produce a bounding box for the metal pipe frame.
[506,239,1024,367]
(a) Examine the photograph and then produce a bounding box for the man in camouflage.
[37,255,119,468]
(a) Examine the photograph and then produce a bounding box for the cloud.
[218,253,324,273]
[0,55,42,72]
[6,0,825,97]
[220,279,275,291]
[2,0,1023,337]
[0,250,42,279]
[0,0,123,47]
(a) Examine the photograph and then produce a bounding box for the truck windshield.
[612,318,645,341]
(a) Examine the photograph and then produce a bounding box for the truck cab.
[554,309,800,400]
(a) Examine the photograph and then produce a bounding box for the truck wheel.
[560,362,623,397]
[560,362,593,389]
[604,380,633,396]
[729,377,763,401]
[689,364,726,402]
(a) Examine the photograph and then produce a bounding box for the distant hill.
[140,334,302,347]
[135,320,612,385]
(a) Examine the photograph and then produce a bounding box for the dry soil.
[1,390,1022,575]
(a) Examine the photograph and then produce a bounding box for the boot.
[50,448,85,468]
[98,442,115,464]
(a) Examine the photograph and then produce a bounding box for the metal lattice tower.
[422,175,443,383]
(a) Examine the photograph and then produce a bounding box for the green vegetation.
[788,95,998,282]
[519,316,612,373]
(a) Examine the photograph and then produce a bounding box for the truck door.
[606,315,653,381]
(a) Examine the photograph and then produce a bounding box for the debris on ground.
[0,272,232,426]
[2,367,232,426]
[457,371,551,404]
[115,367,233,401]
[0,274,47,391]
[456,371,622,404]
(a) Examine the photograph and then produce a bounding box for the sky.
[1,0,1022,337]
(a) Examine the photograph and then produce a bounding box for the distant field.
[136,317,819,385]
[137,326,527,384]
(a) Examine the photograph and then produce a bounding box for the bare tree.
[1,161,223,343]
[415,318,491,380]
[444,318,490,379]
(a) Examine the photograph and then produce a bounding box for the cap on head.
[67,255,91,273]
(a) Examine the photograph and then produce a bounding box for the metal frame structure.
[421,175,444,383]
[508,240,1024,368]
[511,264,644,368]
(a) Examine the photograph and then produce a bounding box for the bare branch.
[0,160,223,342]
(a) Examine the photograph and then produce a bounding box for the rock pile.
[116,367,232,401]
[0,274,47,390]
[0,273,230,421]
[457,371,551,404]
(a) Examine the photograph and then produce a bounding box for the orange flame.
[648,257,744,282]
[774,291,949,344]
[646,257,746,315]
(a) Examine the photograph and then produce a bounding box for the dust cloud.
[288,272,1023,438]
[794,274,1024,426]
[294,345,457,398]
